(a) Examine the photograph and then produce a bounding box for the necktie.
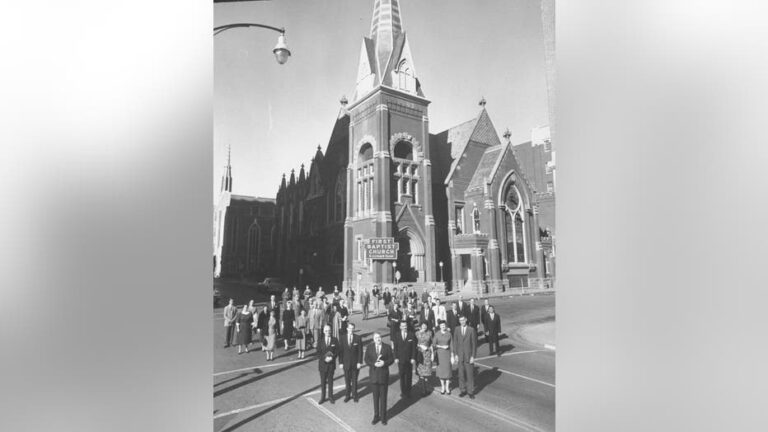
[376,344,380,356]
[402,331,406,341]
[348,335,352,345]
[462,327,465,336]
[326,337,330,346]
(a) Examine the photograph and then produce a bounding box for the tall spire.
[220,145,232,193]
[371,0,403,83]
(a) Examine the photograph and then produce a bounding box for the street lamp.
[392,261,397,285]
[213,23,292,65]
[439,261,444,283]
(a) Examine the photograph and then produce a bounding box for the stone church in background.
[213,148,276,280]
[272,0,555,295]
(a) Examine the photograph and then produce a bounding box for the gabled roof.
[443,108,500,184]
[230,195,276,204]
[467,145,503,192]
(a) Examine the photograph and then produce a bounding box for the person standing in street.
[467,298,480,332]
[446,302,460,334]
[415,321,434,396]
[296,309,309,359]
[360,287,370,320]
[235,305,253,354]
[312,300,324,350]
[317,325,339,404]
[382,287,392,311]
[387,302,403,336]
[365,332,394,425]
[267,295,280,338]
[392,320,417,399]
[418,301,436,331]
[282,300,296,351]
[434,320,453,394]
[480,298,492,341]
[339,322,363,402]
[452,316,477,399]
[372,285,381,315]
[345,286,356,313]
[223,298,237,348]
[265,310,277,361]
[486,305,502,356]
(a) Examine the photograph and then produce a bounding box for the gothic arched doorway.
[395,228,425,283]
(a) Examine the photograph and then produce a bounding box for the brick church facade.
[274,0,555,294]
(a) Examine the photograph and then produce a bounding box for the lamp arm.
[214,23,285,36]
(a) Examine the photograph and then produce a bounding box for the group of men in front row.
[317,296,502,426]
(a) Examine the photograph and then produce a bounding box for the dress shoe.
[329,399,335,404]
[382,419,388,425]
[318,398,326,405]
[344,396,351,403]
[354,398,359,403]
[372,417,380,425]
[469,394,475,399]
[459,392,467,398]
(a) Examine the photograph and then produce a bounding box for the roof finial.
[503,128,511,140]
[340,95,348,107]
[479,97,487,107]
[226,145,231,166]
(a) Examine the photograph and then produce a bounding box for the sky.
[214,0,550,201]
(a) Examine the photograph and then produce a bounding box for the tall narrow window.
[393,140,417,204]
[472,207,481,233]
[503,184,527,263]
[455,205,464,234]
[357,143,374,216]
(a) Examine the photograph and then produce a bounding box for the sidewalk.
[518,320,556,350]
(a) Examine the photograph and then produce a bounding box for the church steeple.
[353,0,423,101]
[220,145,232,193]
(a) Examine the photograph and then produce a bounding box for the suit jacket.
[445,309,460,331]
[466,305,481,328]
[383,292,392,304]
[481,305,492,327]
[387,308,403,327]
[457,302,469,318]
[317,336,340,372]
[392,330,417,363]
[364,342,394,384]
[340,333,364,370]
[418,308,435,329]
[486,313,501,336]
[452,325,477,362]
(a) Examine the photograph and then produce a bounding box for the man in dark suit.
[466,298,481,331]
[339,322,363,402]
[486,305,502,356]
[417,302,435,331]
[480,298,492,341]
[317,324,339,404]
[382,287,392,310]
[456,295,468,319]
[267,295,280,337]
[446,302,460,333]
[365,332,394,425]
[452,316,477,399]
[387,302,403,336]
[392,320,417,398]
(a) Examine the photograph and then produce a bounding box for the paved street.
[213,293,555,432]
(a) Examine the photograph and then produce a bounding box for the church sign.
[365,237,399,260]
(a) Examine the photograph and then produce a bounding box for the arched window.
[393,141,413,160]
[334,174,345,221]
[472,206,481,233]
[392,140,418,204]
[395,60,416,93]
[356,143,374,216]
[503,185,527,263]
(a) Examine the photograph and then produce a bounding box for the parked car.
[257,277,286,295]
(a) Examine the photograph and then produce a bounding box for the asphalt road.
[213,293,555,432]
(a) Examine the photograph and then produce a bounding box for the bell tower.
[343,0,437,292]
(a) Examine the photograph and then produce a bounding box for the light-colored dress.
[265,317,276,351]
[331,311,342,339]
[434,330,452,380]
[416,330,434,378]
[296,315,308,350]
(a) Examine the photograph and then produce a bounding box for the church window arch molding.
[394,59,416,94]
[498,173,529,264]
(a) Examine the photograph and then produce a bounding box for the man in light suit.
[339,322,364,402]
[223,298,237,348]
[317,324,339,404]
[392,320,417,399]
[365,332,394,426]
[452,315,477,399]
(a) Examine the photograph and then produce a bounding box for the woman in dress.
[331,304,342,340]
[296,309,309,359]
[434,320,453,394]
[265,310,277,361]
[282,300,296,351]
[416,321,435,396]
[235,305,253,354]
[257,305,269,351]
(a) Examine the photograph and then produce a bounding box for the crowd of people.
[221,284,505,426]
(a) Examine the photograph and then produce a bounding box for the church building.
[274,0,554,295]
